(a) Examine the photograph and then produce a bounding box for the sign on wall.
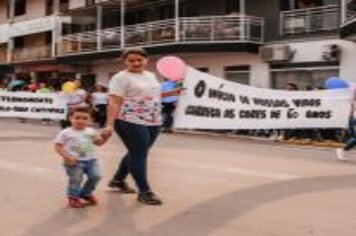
[174,67,353,130]
[9,16,71,37]
[0,92,68,120]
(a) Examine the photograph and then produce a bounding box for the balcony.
[340,0,356,39]
[280,5,339,36]
[12,45,52,63]
[58,15,264,55]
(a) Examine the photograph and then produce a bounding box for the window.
[224,66,250,85]
[45,32,52,44]
[271,68,339,90]
[226,0,240,14]
[196,67,210,73]
[180,2,198,17]
[14,0,26,17]
[6,0,10,18]
[86,0,95,6]
[14,37,25,49]
[59,0,69,12]
[45,0,54,16]
[295,0,323,9]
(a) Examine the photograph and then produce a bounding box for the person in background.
[336,104,356,161]
[37,82,53,125]
[37,82,52,94]
[60,79,88,129]
[284,83,301,141]
[161,78,179,133]
[91,85,108,128]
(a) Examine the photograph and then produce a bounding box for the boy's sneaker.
[137,192,162,205]
[68,197,85,208]
[81,195,98,205]
[336,148,347,161]
[108,180,136,194]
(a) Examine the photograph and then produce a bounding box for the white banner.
[0,92,68,120]
[174,67,353,130]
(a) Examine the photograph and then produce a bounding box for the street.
[0,120,356,236]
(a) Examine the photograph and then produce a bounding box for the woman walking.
[103,48,182,205]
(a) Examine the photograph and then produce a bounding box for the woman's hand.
[162,87,186,98]
[102,125,114,140]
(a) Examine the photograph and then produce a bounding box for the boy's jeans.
[64,159,102,198]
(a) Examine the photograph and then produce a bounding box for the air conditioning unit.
[260,45,294,62]
[322,44,341,61]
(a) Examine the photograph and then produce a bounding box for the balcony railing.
[58,15,264,55]
[12,45,52,62]
[280,5,339,35]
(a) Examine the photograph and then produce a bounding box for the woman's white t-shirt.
[109,70,162,126]
[92,92,108,106]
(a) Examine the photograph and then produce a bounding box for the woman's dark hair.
[121,48,148,60]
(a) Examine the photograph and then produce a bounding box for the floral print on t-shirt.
[119,96,162,126]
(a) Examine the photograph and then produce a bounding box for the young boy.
[54,107,110,208]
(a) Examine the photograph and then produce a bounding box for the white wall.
[91,39,356,88]
[92,52,271,88]
[339,41,356,82]
[277,39,356,82]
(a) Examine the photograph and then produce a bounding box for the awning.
[15,64,74,73]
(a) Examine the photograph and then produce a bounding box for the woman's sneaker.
[68,197,85,208]
[138,192,162,205]
[108,180,136,194]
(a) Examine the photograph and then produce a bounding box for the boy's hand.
[101,127,113,140]
[64,156,77,166]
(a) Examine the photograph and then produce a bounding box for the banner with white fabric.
[174,67,353,130]
[0,92,68,119]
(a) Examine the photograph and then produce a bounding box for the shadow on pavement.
[23,175,356,236]
[145,174,356,236]
[22,207,89,236]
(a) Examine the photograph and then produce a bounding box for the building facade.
[1,0,356,91]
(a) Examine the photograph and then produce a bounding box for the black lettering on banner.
[194,80,207,98]
[306,110,332,119]
[292,99,321,107]
[239,96,250,105]
[253,98,290,108]
[287,108,299,119]
[270,110,282,119]
[209,89,236,102]
[185,105,221,118]
[30,107,66,114]
[0,106,11,112]
[224,109,236,119]
[0,96,54,104]
[239,110,267,119]
[13,106,29,112]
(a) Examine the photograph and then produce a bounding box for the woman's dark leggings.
[113,120,160,193]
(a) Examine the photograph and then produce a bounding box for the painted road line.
[0,158,62,181]
[154,159,301,180]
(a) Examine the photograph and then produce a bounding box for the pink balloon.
[156,56,186,81]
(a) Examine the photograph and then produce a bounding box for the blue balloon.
[324,77,350,90]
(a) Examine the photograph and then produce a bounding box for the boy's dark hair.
[69,107,93,117]
[121,48,148,60]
